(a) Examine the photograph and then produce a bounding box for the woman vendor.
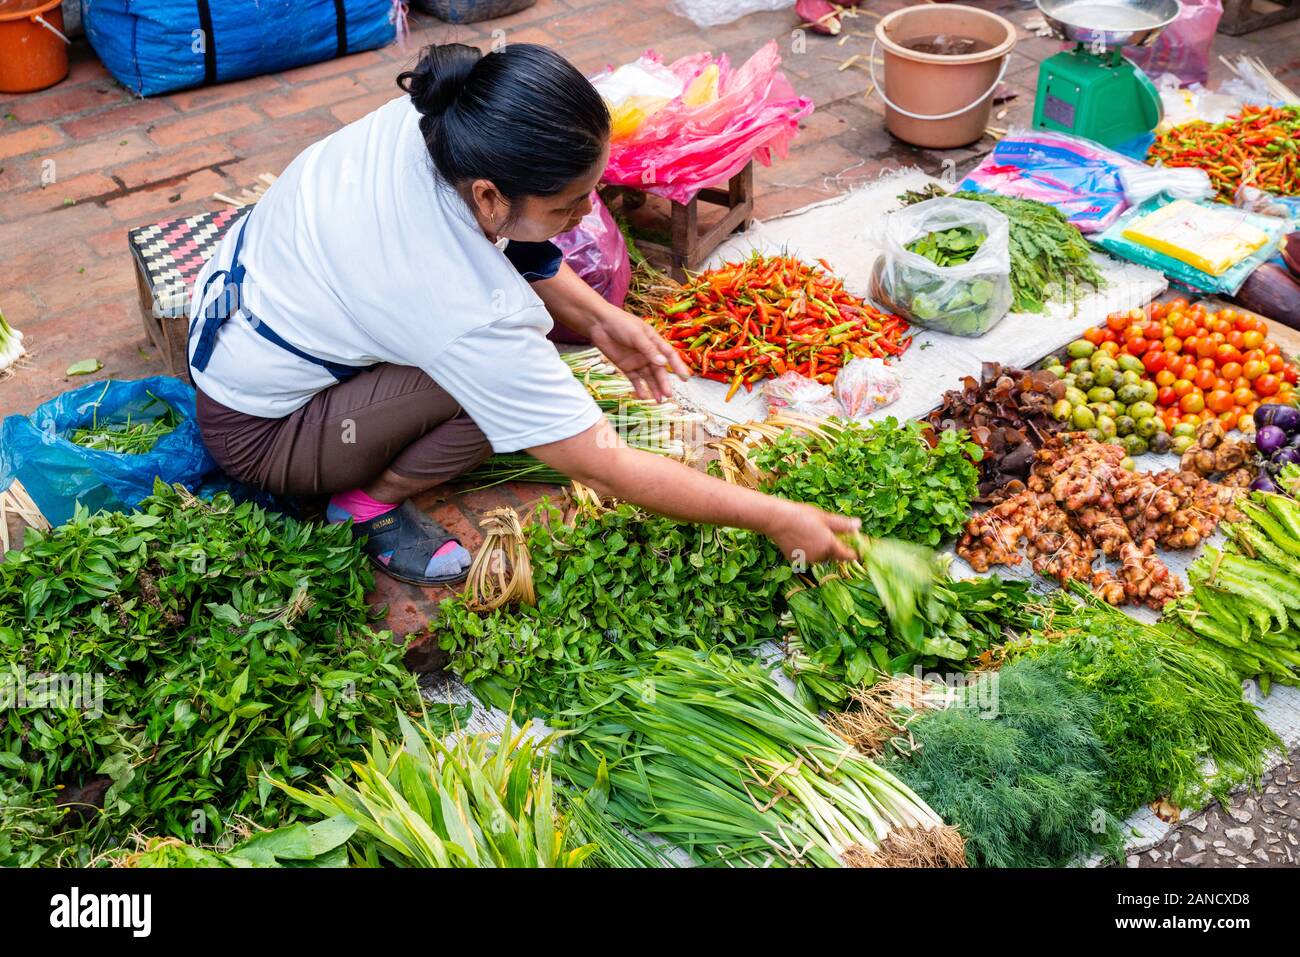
[189,42,858,587]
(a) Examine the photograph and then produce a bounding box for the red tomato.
[1180,392,1206,414]
[1284,365,1299,385]
[1210,318,1233,335]
[1194,368,1218,391]
[1083,326,1107,346]
[1243,360,1268,381]
[1268,354,1285,373]
[1107,313,1129,333]
[1142,350,1166,373]
[1242,330,1265,350]
[1155,370,1177,387]
[1220,361,1242,381]
[1157,386,1178,407]
[1218,411,1240,431]
[1198,357,1217,372]
[1255,374,1281,397]
[1234,311,1255,331]
[1101,341,1120,356]
[1227,330,1246,350]
[1126,337,1149,357]
[1207,390,1234,414]
[1143,322,1163,341]
[1163,336,1183,354]
[1217,344,1243,365]
[1265,342,1281,358]
[1173,378,1195,398]
[1166,355,1188,378]
[1172,317,1197,339]
[1233,386,1254,406]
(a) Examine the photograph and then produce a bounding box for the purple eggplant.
[1251,474,1280,493]
[1257,424,1288,455]
[1273,447,1300,469]
[1255,404,1300,435]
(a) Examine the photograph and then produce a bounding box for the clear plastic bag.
[1120,165,1215,206]
[668,0,793,29]
[0,377,215,526]
[553,192,632,308]
[1128,0,1223,87]
[871,197,1013,336]
[764,371,840,419]
[834,358,901,423]
[593,41,812,205]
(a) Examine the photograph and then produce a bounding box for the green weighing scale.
[1032,0,1182,149]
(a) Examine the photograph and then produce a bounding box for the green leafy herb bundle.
[1017,589,1281,813]
[785,570,1036,710]
[275,712,594,868]
[0,483,419,861]
[883,655,1124,868]
[67,389,181,455]
[900,188,1104,313]
[552,648,965,868]
[437,502,791,712]
[1163,492,1300,690]
[750,417,982,546]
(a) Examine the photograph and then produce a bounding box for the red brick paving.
[1,2,1296,658]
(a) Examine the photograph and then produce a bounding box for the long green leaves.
[274,713,594,868]
[551,649,964,868]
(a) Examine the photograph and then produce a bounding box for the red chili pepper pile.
[653,253,911,400]
[1148,105,1300,201]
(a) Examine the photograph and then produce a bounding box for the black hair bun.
[398,43,483,118]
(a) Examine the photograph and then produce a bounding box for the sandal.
[350,500,469,586]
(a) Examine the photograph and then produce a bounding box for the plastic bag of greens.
[0,377,215,526]
[871,198,1013,336]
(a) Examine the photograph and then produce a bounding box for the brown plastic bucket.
[0,0,70,94]
[872,5,1016,149]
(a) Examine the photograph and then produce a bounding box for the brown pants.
[195,364,493,497]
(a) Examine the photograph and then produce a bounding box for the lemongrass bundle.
[552,648,965,868]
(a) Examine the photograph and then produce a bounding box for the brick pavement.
[1,1,1297,653]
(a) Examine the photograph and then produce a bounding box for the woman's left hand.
[589,310,691,401]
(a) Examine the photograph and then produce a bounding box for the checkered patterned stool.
[128,206,246,375]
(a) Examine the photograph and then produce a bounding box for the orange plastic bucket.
[0,0,70,94]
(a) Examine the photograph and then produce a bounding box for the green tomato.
[1139,381,1159,404]
[1117,383,1145,406]
[1064,386,1088,406]
[1066,339,1096,358]
[1115,415,1136,437]
[1090,353,1119,372]
[1118,354,1145,374]
[1086,428,1105,442]
[1076,371,1097,391]
[1129,401,1156,420]
[1070,357,1092,375]
[1087,386,1116,404]
[1172,422,1197,439]
[1135,416,1161,439]
[1171,434,1196,454]
[1122,434,1149,456]
[1094,364,1117,389]
[1097,414,1117,438]
[1121,370,1143,387]
[1071,406,1097,430]
[1052,399,1073,421]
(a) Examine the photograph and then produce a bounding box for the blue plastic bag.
[0,378,215,526]
[83,0,398,96]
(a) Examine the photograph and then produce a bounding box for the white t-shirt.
[187,95,602,453]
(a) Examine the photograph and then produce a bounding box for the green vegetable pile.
[67,389,181,455]
[785,570,1035,710]
[1164,491,1300,690]
[1018,590,1280,813]
[907,226,986,266]
[437,502,791,713]
[750,418,982,547]
[885,655,1124,868]
[0,483,419,863]
[552,648,964,868]
[901,187,1105,313]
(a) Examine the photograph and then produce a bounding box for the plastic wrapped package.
[1127,0,1223,87]
[870,197,1013,337]
[1095,194,1287,295]
[553,192,632,308]
[0,377,215,526]
[764,371,840,419]
[834,358,902,423]
[668,0,793,28]
[959,128,1145,232]
[593,42,812,205]
[1120,165,1215,206]
[1235,185,1300,225]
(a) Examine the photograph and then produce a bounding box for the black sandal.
[350,500,468,586]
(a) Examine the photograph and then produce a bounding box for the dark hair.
[397,43,610,204]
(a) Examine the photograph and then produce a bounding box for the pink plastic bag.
[595,41,813,205]
[553,191,632,309]
[1127,0,1223,87]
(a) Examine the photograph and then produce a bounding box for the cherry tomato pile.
[1079,300,1298,434]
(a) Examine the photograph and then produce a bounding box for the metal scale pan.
[1036,0,1182,49]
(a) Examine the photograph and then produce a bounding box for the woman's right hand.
[764,500,861,565]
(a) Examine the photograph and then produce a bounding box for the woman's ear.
[469,178,509,233]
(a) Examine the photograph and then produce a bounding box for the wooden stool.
[606,162,754,282]
[1218,0,1300,35]
[128,206,245,376]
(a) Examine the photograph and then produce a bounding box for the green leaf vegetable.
[751,417,982,546]
[274,712,594,868]
[436,501,791,713]
[0,483,420,862]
